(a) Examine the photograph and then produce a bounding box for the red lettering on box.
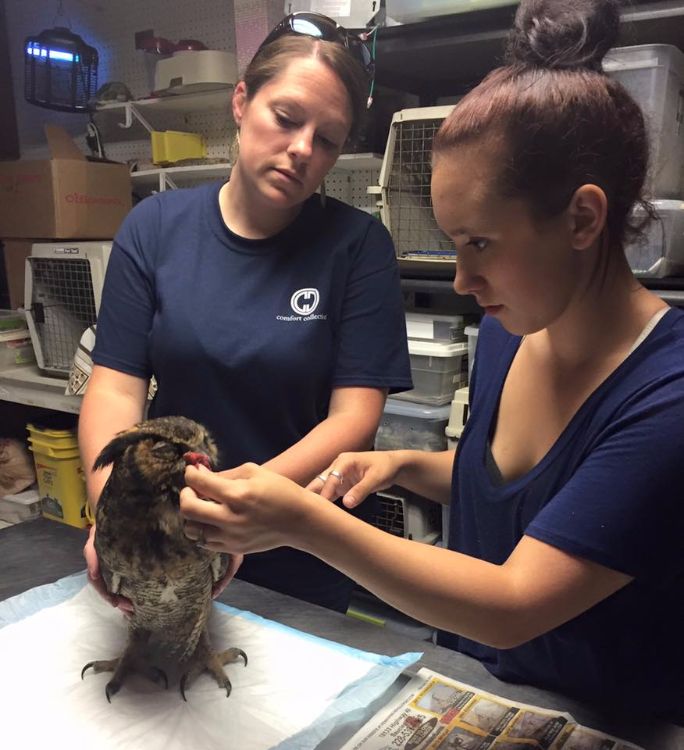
[64,192,124,206]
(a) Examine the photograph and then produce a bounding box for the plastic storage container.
[0,328,35,369]
[465,324,479,381]
[0,309,28,332]
[604,44,684,198]
[405,311,465,343]
[386,0,518,24]
[393,339,468,405]
[151,130,206,165]
[624,199,684,277]
[375,398,451,451]
[26,424,88,528]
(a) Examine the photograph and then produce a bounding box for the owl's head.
[93,416,218,488]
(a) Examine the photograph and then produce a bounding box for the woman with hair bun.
[181,0,684,722]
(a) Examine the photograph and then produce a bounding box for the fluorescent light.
[26,45,75,62]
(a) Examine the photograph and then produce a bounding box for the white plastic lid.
[384,397,451,418]
[407,340,468,357]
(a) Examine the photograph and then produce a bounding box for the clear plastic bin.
[0,309,28,333]
[375,398,451,452]
[604,44,684,198]
[0,328,35,369]
[624,199,684,278]
[386,0,518,24]
[393,339,468,405]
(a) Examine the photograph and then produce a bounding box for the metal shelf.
[129,154,379,192]
[131,163,232,191]
[376,0,684,96]
[334,153,383,170]
[0,365,81,414]
[94,88,232,132]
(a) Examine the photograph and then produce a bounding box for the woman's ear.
[232,81,247,127]
[567,184,608,251]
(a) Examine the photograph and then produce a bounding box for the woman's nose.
[288,129,313,162]
[452,258,485,298]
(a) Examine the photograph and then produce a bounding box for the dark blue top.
[439,311,684,723]
[93,181,412,611]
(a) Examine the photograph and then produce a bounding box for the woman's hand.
[180,463,311,555]
[305,451,405,507]
[84,524,134,614]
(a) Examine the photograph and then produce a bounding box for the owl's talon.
[105,680,121,703]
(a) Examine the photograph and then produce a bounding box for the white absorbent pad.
[0,572,420,749]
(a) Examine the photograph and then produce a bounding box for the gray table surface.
[1,518,682,749]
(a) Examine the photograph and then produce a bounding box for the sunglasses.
[257,11,375,81]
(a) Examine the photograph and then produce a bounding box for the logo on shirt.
[291,288,319,315]
[276,288,327,322]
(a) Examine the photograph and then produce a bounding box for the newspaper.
[340,668,643,750]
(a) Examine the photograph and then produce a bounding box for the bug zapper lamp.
[24,26,98,112]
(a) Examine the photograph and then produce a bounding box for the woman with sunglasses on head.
[181,0,684,725]
[79,12,412,614]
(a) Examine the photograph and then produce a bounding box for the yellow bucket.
[27,424,89,529]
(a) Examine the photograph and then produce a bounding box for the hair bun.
[506,0,621,72]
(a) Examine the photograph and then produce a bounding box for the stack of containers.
[0,309,35,371]
[374,311,469,543]
[604,45,684,277]
[26,424,89,528]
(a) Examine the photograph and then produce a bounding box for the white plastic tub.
[405,311,465,343]
[604,44,684,198]
[394,339,468,405]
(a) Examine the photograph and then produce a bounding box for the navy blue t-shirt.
[439,311,684,722]
[93,181,412,611]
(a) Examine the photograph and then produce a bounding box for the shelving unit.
[94,88,232,131]
[335,153,383,170]
[95,86,380,192]
[0,365,81,414]
[131,163,232,191]
[376,0,684,97]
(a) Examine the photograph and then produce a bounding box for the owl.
[81,415,246,701]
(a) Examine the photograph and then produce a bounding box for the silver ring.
[329,470,343,482]
[317,474,328,482]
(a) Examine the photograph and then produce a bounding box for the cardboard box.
[1,239,33,308]
[0,125,132,239]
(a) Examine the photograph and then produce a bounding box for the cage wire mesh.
[27,258,98,375]
[374,493,441,542]
[389,117,454,260]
